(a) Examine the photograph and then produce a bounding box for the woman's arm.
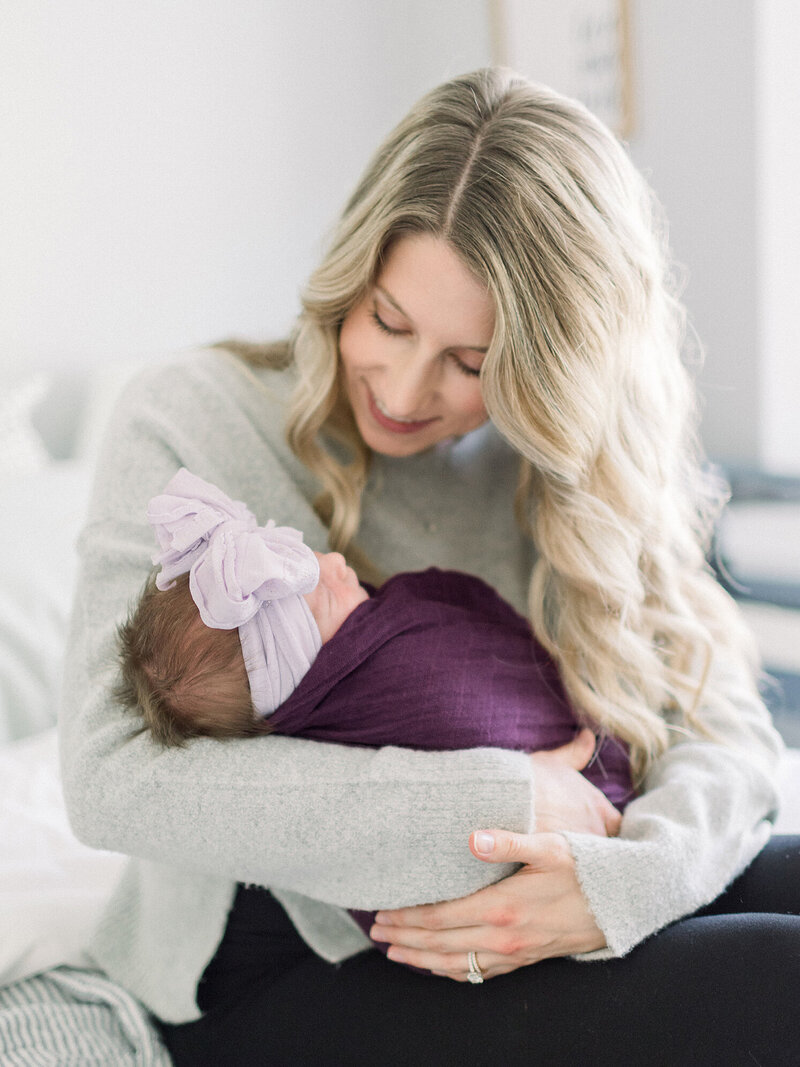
[369,659,783,969]
[59,351,537,908]
[564,663,783,956]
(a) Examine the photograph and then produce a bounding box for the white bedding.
[0,729,126,987]
[0,462,93,744]
[0,457,128,989]
[0,446,173,1061]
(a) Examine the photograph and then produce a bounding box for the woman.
[61,68,796,1064]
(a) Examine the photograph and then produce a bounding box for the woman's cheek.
[460,381,488,422]
[338,306,374,374]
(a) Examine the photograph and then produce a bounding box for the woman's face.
[304,551,369,644]
[338,234,495,457]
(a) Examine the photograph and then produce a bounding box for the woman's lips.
[366,386,439,435]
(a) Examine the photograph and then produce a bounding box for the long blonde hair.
[238,68,759,778]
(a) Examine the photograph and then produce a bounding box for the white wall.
[757,0,800,474]
[631,0,800,473]
[627,0,762,467]
[1,1,490,373]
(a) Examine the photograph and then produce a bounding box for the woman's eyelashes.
[369,307,405,337]
[369,306,482,378]
[450,355,482,378]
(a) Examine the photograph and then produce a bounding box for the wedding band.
[467,950,485,984]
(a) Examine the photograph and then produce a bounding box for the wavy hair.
[236,68,759,778]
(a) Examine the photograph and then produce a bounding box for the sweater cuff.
[561,821,773,958]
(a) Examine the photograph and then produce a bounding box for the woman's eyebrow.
[374,285,489,353]
[374,285,410,318]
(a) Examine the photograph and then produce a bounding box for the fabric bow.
[147,469,322,716]
[147,468,320,629]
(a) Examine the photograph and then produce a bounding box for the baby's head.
[115,470,368,745]
[116,570,251,745]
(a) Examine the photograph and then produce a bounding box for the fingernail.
[474,831,495,855]
[369,925,388,943]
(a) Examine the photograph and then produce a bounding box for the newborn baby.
[116,469,634,961]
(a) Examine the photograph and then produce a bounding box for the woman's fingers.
[371,919,482,954]
[374,894,480,931]
[374,833,566,936]
[373,832,607,979]
[542,726,597,771]
[603,801,623,836]
[529,738,623,836]
[386,946,507,981]
[470,827,545,866]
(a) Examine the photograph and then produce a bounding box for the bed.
[1,367,798,1063]
[0,369,172,1062]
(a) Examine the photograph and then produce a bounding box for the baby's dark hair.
[115,571,262,746]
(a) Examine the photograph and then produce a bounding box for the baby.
[116,469,634,958]
[116,468,368,746]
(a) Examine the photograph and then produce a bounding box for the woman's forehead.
[374,235,494,345]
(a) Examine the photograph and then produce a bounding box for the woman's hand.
[369,731,620,980]
[370,830,607,980]
[531,727,622,837]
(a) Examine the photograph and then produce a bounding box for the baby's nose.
[330,552,348,576]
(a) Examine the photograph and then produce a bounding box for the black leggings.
[160,836,800,1066]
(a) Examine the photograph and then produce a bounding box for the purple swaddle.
[266,567,635,962]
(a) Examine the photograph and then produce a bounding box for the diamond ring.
[467,950,485,984]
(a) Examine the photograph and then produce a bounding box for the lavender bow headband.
[147,468,321,717]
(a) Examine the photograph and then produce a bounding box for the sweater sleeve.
[563,653,784,957]
[58,352,535,910]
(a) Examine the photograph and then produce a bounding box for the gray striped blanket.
[0,966,171,1065]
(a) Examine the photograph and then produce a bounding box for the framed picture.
[489,0,635,138]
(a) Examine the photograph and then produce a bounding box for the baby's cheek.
[328,588,369,640]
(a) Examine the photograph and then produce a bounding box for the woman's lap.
[161,837,800,1066]
[697,833,800,916]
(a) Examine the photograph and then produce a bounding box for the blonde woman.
[61,69,796,1063]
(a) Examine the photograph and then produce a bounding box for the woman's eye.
[370,308,406,337]
[450,353,482,378]
[370,305,482,377]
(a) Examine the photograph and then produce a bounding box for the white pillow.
[0,728,126,986]
[0,375,50,483]
[0,452,125,987]
[0,461,92,742]
[72,358,154,462]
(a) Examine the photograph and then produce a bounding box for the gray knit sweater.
[60,349,783,1024]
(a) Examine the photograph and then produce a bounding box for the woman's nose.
[383,349,438,418]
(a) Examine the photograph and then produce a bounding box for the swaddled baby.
[116,469,634,959]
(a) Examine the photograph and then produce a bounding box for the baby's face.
[303,551,369,643]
